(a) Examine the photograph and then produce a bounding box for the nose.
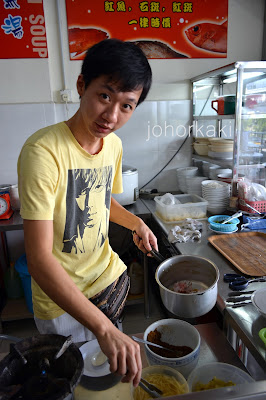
[102,103,119,124]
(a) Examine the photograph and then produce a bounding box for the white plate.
[79,340,110,377]
[208,225,238,234]
[251,288,266,317]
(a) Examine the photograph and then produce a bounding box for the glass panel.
[193,84,220,117]
[239,69,266,186]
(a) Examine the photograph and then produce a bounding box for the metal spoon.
[221,211,242,224]
[132,336,177,355]
[54,335,73,360]
[91,349,108,367]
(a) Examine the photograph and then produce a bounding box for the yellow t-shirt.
[17,122,126,319]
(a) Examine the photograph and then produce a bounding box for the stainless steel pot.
[155,254,219,318]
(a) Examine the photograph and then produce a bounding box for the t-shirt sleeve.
[112,142,123,194]
[18,143,58,220]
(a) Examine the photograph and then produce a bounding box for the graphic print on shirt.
[62,166,112,254]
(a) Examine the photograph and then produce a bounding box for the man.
[18,38,157,387]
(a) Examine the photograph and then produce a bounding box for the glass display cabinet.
[191,61,266,199]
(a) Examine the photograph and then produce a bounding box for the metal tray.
[208,232,266,276]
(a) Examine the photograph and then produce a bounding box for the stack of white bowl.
[186,176,208,196]
[201,180,231,214]
[208,138,234,160]
[176,167,198,193]
[193,138,209,156]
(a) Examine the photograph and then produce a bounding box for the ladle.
[132,336,177,355]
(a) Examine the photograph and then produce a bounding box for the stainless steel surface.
[155,255,219,318]
[141,198,266,373]
[74,324,266,399]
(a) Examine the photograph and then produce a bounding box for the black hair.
[81,38,152,106]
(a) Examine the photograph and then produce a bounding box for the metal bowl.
[155,255,219,318]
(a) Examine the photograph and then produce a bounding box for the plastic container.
[208,215,240,232]
[154,194,208,222]
[15,254,33,313]
[4,262,24,299]
[131,365,189,399]
[187,362,254,392]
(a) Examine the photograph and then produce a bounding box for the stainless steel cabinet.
[191,62,266,193]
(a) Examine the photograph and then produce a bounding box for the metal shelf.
[193,115,235,120]
[192,154,233,168]
[193,114,266,121]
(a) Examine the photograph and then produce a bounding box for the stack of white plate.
[201,180,231,214]
[186,176,208,196]
[176,167,198,193]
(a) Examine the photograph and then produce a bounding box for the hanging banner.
[65,0,228,60]
[0,0,48,59]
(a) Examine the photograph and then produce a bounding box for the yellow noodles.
[133,373,187,400]
[194,377,235,391]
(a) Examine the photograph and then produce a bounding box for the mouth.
[95,122,112,134]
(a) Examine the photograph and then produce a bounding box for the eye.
[100,93,110,101]
[193,26,199,32]
[123,104,133,111]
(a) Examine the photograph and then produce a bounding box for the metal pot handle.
[131,230,165,263]
[148,248,165,263]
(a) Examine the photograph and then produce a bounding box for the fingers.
[120,342,142,386]
[132,229,158,254]
[98,330,142,386]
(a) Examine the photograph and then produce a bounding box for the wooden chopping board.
[208,232,266,276]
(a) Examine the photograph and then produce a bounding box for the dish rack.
[239,198,266,214]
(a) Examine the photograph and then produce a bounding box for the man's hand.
[132,220,158,255]
[97,324,142,387]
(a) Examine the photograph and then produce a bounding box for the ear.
[77,74,85,97]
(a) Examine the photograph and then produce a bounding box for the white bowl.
[193,143,209,156]
[143,319,200,379]
[187,362,254,392]
[176,167,198,176]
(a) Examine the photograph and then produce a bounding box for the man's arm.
[23,219,142,386]
[109,197,158,253]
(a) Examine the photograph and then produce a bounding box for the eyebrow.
[102,83,138,105]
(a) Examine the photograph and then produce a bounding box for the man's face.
[77,75,143,140]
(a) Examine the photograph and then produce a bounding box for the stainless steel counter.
[140,198,266,376]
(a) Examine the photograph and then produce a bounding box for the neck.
[65,113,103,155]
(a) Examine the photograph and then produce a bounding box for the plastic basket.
[239,199,266,214]
[208,215,240,232]
[15,254,33,313]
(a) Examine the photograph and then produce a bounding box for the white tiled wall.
[0,100,192,190]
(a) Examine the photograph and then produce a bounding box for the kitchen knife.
[226,301,252,308]
[226,296,252,303]
[227,290,255,297]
